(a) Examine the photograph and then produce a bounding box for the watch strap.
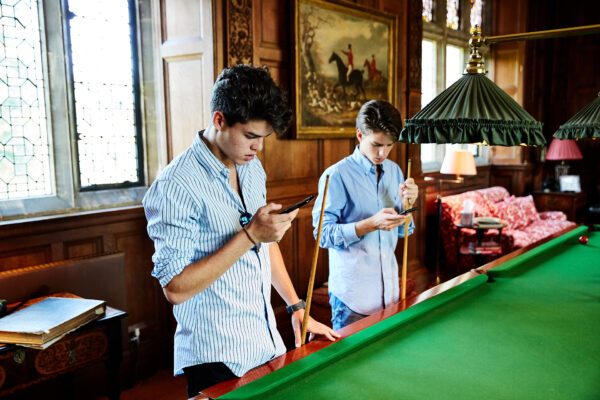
[286,299,306,314]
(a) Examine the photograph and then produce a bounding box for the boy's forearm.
[163,230,255,305]
[355,217,374,237]
[270,243,301,306]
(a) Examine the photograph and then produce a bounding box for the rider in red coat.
[341,44,354,82]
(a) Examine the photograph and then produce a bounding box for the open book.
[0,297,106,348]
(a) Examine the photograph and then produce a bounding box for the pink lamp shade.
[440,149,477,177]
[545,138,583,161]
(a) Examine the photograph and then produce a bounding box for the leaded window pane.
[446,0,460,30]
[0,0,52,200]
[423,0,434,22]
[67,0,142,189]
[470,0,483,30]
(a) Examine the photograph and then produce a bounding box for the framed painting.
[294,0,397,139]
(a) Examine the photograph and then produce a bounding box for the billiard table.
[196,225,599,400]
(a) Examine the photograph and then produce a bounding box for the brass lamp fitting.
[464,25,487,75]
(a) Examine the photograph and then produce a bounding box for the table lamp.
[440,149,478,178]
[430,149,477,284]
[545,138,583,180]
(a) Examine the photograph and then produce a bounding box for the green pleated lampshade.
[554,92,600,140]
[399,73,545,146]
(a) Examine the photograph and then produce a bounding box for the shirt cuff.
[152,257,191,288]
[341,222,360,247]
[398,221,415,238]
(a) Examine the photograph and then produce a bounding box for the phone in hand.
[398,206,419,215]
[278,195,315,214]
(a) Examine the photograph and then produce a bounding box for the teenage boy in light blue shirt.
[312,100,418,331]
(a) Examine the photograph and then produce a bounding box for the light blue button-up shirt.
[143,132,285,377]
[312,146,415,315]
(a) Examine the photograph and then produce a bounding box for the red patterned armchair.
[440,186,576,272]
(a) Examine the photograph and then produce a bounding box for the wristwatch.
[286,299,306,314]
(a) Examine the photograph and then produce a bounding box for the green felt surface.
[221,227,600,400]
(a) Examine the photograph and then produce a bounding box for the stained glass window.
[67,0,142,189]
[470,0,484,30]
[446,0,460,30]
[0,0,52,200]
[423,0,434,23]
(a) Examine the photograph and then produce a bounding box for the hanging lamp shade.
[553,92,600,140]
[399,26,545,147]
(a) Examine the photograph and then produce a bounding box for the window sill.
[0,187,148,223]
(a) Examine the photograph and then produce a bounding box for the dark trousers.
[183,362,237,398]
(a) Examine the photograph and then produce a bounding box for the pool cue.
[401,159,412,301]
[301,175,330,345]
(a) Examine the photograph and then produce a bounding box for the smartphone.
[278,195,315,214]
[398,206,419,215]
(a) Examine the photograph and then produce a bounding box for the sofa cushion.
[539,211,567,221]
[514,195,541,225]
[477,186,510,204]
[442,191,489,223]
[508,219,576,248]
[490,200,522,229]
[490,195,539,230]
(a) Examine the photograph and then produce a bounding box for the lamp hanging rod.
[485,24,600,45]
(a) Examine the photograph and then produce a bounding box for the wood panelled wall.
[488,0,600,200]
[486,0,539,197]
[522,0,600,204]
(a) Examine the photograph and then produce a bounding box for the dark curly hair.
[356,100,403,141]
[210,65,292,136]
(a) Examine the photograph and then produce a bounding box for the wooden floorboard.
[96,369,187,400]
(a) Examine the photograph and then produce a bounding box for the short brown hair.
[355,100,403,141]
[210,65,292,136]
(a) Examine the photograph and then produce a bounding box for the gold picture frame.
[294,0,397,139]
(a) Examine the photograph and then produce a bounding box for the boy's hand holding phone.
[369,208,410,232]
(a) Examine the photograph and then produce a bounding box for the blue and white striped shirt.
[312,146,415,315]
[143,132,286,377]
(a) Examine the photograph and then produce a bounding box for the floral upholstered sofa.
[440,186,576,272]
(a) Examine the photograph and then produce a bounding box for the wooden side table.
[0,306,126,399]
[455,222,505,273]
[532,191,587,222]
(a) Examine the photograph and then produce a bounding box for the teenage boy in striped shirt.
[143,65,338,397]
